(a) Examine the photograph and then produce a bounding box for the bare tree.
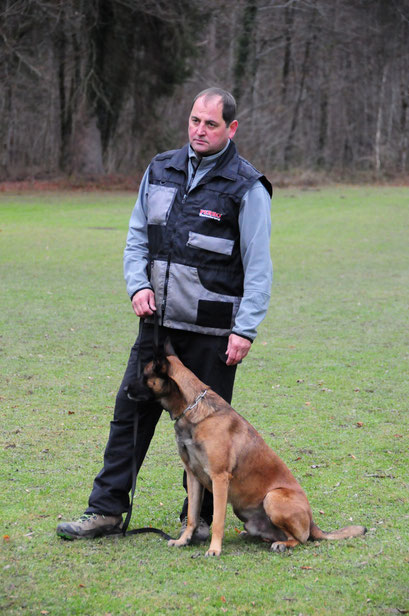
[0,0,205,179]
[1,0,408,179]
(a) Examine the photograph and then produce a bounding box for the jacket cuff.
[231,331,254,343]
[130,286,153,301]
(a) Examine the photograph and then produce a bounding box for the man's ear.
[164,337,177,357]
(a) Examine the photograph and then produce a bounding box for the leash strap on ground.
[113,526,174,541]
[121,315,173,541]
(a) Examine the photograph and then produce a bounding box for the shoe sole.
[56,525,122,540]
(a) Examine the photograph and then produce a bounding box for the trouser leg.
[86,324,162,515]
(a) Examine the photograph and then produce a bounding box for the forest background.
[1,0,409,183]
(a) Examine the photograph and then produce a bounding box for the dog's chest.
[174,426,211,486]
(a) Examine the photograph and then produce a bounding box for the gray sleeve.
[123,167,152,298]
[232,180,273,340]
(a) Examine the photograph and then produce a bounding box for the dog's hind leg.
[263,488,311,552]
[168,468,203,548]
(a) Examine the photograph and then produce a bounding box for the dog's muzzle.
[124,383,155,403]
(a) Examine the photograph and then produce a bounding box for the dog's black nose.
[124,385,138,401]
[124,382,155,403]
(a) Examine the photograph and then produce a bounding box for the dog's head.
[125,338,177,404]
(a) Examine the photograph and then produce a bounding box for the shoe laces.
[77,513,100,523]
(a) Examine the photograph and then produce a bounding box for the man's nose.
[197,122,206,135]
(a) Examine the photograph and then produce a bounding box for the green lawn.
[1,186,408,615]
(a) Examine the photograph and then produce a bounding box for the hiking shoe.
[180,516,210,542]
[56,513,123,540]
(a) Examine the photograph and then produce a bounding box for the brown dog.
[128,344,366,557]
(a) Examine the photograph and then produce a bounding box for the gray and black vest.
[146,141,272,336]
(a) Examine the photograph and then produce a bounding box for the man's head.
[189,88,238,157]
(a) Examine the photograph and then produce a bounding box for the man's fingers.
[225,334,251,366]
[148,294,157,312]
[131,289,156,317]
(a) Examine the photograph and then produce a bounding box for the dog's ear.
[164,337,177,357]
[152,355,170,376]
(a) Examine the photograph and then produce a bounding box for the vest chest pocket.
[147,184,177,225]
[187,231,234,256]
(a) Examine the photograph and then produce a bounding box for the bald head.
[191,88,237,127]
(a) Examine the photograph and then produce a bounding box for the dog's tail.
[309,521,367,541]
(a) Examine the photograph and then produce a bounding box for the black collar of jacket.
[163,141,273,197]
[165,141,238,183]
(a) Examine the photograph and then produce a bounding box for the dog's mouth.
[124,384,155,403]
[124,385,138,402]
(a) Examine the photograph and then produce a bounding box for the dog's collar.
[173,390,208,423]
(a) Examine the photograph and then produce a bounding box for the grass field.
[1,185,408,615]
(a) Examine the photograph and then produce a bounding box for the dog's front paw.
[168,538,190,548]
[270,541,288,553]
[205,548,221,557]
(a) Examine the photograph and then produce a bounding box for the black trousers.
[85,323,237,525]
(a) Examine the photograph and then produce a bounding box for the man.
[57,87,273,540]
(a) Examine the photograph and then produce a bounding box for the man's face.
[188,95,238,157]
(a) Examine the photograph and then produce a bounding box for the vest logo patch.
[199,209,222,222]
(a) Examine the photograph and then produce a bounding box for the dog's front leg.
[206,472,230,557]
[168,467,203,548]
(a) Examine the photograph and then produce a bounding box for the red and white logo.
[199,209,222,222]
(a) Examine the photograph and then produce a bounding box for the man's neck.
[189,139,230,162]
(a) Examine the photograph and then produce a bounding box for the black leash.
[114,526,174,540]
[121,315,174,542]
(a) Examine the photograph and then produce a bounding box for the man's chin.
[192,143,222,157]
[192,141,209,153]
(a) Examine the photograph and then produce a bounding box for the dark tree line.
[1,0,408,180]
[0,0,204,178]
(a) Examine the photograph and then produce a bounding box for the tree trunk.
[233,0,258,104]
[283,24,315,168]
[281,3,294,104]
[0,82,12,179]
[375,64,388,174]
[71,103,105,176]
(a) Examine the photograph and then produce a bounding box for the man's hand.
[131,289,156,317]
[225,333,252,366]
